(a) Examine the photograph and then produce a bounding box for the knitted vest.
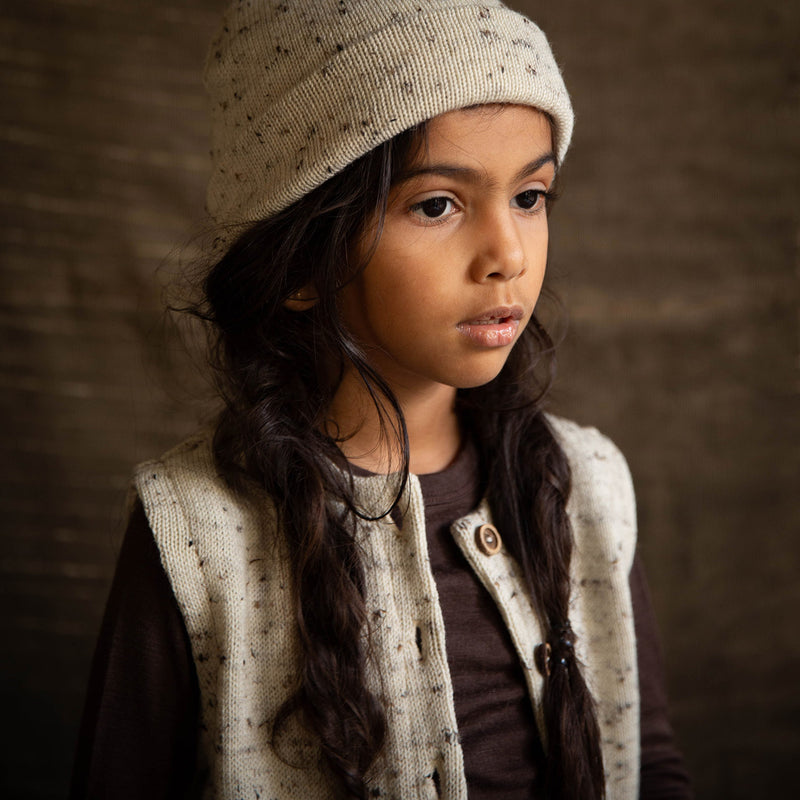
[134,415,639,799]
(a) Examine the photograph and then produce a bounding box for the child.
[72,1,692,798]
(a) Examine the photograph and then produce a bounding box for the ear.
[283,284,319,311]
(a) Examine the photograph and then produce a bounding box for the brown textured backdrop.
[1,1,797,797]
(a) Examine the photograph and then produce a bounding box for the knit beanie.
[204,0,573,229]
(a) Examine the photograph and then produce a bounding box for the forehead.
[402,104,555,182]
[414,104,553,165]
[434,103,550,142]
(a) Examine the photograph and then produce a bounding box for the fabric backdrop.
[1,0,797,797]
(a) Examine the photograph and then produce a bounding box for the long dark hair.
[194,119,605,799]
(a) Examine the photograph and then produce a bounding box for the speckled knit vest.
[134,415,640,799]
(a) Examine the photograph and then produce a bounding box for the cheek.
[360,249,438,314]
[338,265,420,343]
[530,223,549,261]
[524,228,549,285]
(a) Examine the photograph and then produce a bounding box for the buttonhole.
[415,624,423,658]
[432,767,441,797]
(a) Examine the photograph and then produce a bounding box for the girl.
[72,1,692,798]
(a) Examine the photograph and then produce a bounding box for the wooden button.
[475,523,502,556]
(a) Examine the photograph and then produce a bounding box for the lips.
[456,305,524,347]
[460,306,524,325]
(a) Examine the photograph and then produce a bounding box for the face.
[339,104,555,398]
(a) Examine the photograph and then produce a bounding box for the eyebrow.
[396,152,557,188]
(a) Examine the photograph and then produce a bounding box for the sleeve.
[69,499,201,800]
[631,553,694,799]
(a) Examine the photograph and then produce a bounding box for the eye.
[410,196,456,220]
[513,189,547,212]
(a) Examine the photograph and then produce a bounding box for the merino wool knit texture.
[204,0,574,229]
[134,415,639,799]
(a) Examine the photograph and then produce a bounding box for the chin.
[450,364,507,390]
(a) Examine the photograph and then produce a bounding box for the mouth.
[456,306,525,347]
[459,306,524,325]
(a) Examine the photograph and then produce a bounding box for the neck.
[328,371,460,475]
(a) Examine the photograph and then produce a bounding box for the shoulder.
[133,428,218,495]
[545,414,634,499]
[131,428,280,595]
[545,414,628,471]
[132,427,246,516]
[132,427,272,548]
[544,413,637,566]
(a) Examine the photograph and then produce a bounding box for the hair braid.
[194,123,605,797]
[462,319,606,800]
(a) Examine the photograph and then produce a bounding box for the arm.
[70,500,201,800]
[631,553,694,799]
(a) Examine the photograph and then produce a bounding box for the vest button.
[475,523,502,556]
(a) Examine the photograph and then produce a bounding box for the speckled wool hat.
[204,0,573,228]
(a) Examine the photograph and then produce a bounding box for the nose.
[469,208,527,283]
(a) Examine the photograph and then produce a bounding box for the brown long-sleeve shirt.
[71,443,692,798]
